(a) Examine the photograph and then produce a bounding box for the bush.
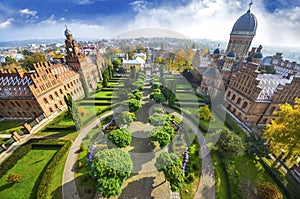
[185,173,196,184]
[7,173,22,183]
[257,183,283,199]
[108,128,132,148]
[223,159,243,199]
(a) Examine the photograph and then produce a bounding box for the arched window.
[263,118,268,124]
[231,94,236,101]
[237,98,241,105]
[49,108,54,113]
[242,102,248,109]
[55,91,59,97]
[227,91,231,98]
[10,101,15,107]
[49,95,54,101]
[60,89,63,94]
[43,98,49,104]
[233,108,236,114]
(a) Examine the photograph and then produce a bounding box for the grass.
[0,146,59,199]
[0,120,25,134]
[211,151,229,199]
[91,91,113,98]
[176,83,192,90]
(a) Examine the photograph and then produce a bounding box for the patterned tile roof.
[0,74,33,97]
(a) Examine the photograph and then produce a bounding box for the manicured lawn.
[176,83,192,90]
[0,147,59,199]
[175,93,199,101]
[211,151,229,199]
[91,91,113,98]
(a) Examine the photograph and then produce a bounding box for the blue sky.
[0,0,300,47]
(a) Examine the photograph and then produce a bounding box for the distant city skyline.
[0,0,300,47]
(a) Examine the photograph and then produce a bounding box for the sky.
[0,0,300,47]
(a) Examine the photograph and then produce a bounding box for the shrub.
[108,128,132,148]
[185,173,196,184]
[257,183,283,199]
[7,173,22,183]
[223,159,243,199]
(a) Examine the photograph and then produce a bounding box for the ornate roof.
[0,74,33,97]
[231,10,257,35]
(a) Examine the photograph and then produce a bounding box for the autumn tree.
[91,148,133,198]
[257,183,283,199]
[264,99,300,163]
[155,152,184,191]
[22,52,46,70]
[195,105,215,122]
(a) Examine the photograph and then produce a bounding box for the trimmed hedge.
[222,159,243,199]
[36,139,72,198]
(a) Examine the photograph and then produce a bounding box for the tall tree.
[91,148,133,198]
[102,68,109,88]
[264,99,300,163]
[64,93,83,129]
[245,133,270,158]
[217,128,245,157]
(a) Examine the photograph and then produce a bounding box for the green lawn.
[91,91,113,98]
[211,151,229,199]
[0,120,25,134]
[176,83,192,90]
[0,147,59,199]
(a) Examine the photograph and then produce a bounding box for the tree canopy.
[149,125,174,148]
[116,111,136,127]
[155,152,184,192]
[217,128,245,157]
[91,148,133,198]
[108,128,132,148]
[264,99,300,163]
[195,105,215,122]
[22,52,46,70]
[148,113,169,127]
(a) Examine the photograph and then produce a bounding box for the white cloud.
[77,0,94,5]
[130,0,150,12]
[0,18,13,29]
[18,8,37,16]
[126,0,300,47]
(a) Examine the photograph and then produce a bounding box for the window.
[59,101,63,105]
[49,108,54,113]
[55,91,59,97]
[263,118,268,124]
[60,89,63,94]
[227,91,231,98]
[231,94,236,101]
[49,95,54,101]
[0,102,5,107]
[237,98,241,105]
[242,102,248,109]
[43,98,49,104]
[23,112,26,116]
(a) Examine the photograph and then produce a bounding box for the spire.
[248,0,253,12]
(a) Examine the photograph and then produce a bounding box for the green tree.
[150,89,166,103]
[80,77,89,97]
[124,98,142,112]
[149,125,174,148]
[155,152,184,191]
[257,183,283,199]
[217,128,245,157]
[264,99,300,163]
[102,68,109,88]
[116,111,136,127]
[132,79,144,90]
[4,57,17,66]
[22,52,46,70]
[128,89,143,100]
[160,65,166,86]
[148,113,169,126]
[245,133,270,157]
[64,94,83,129]
[108,128,132,148]
[91,148,133,198]
[112,59,121,69]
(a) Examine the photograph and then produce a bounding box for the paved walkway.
[165,107,215,199]
[62,111,113,199]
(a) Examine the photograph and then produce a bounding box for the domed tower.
[226,1,257,58]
